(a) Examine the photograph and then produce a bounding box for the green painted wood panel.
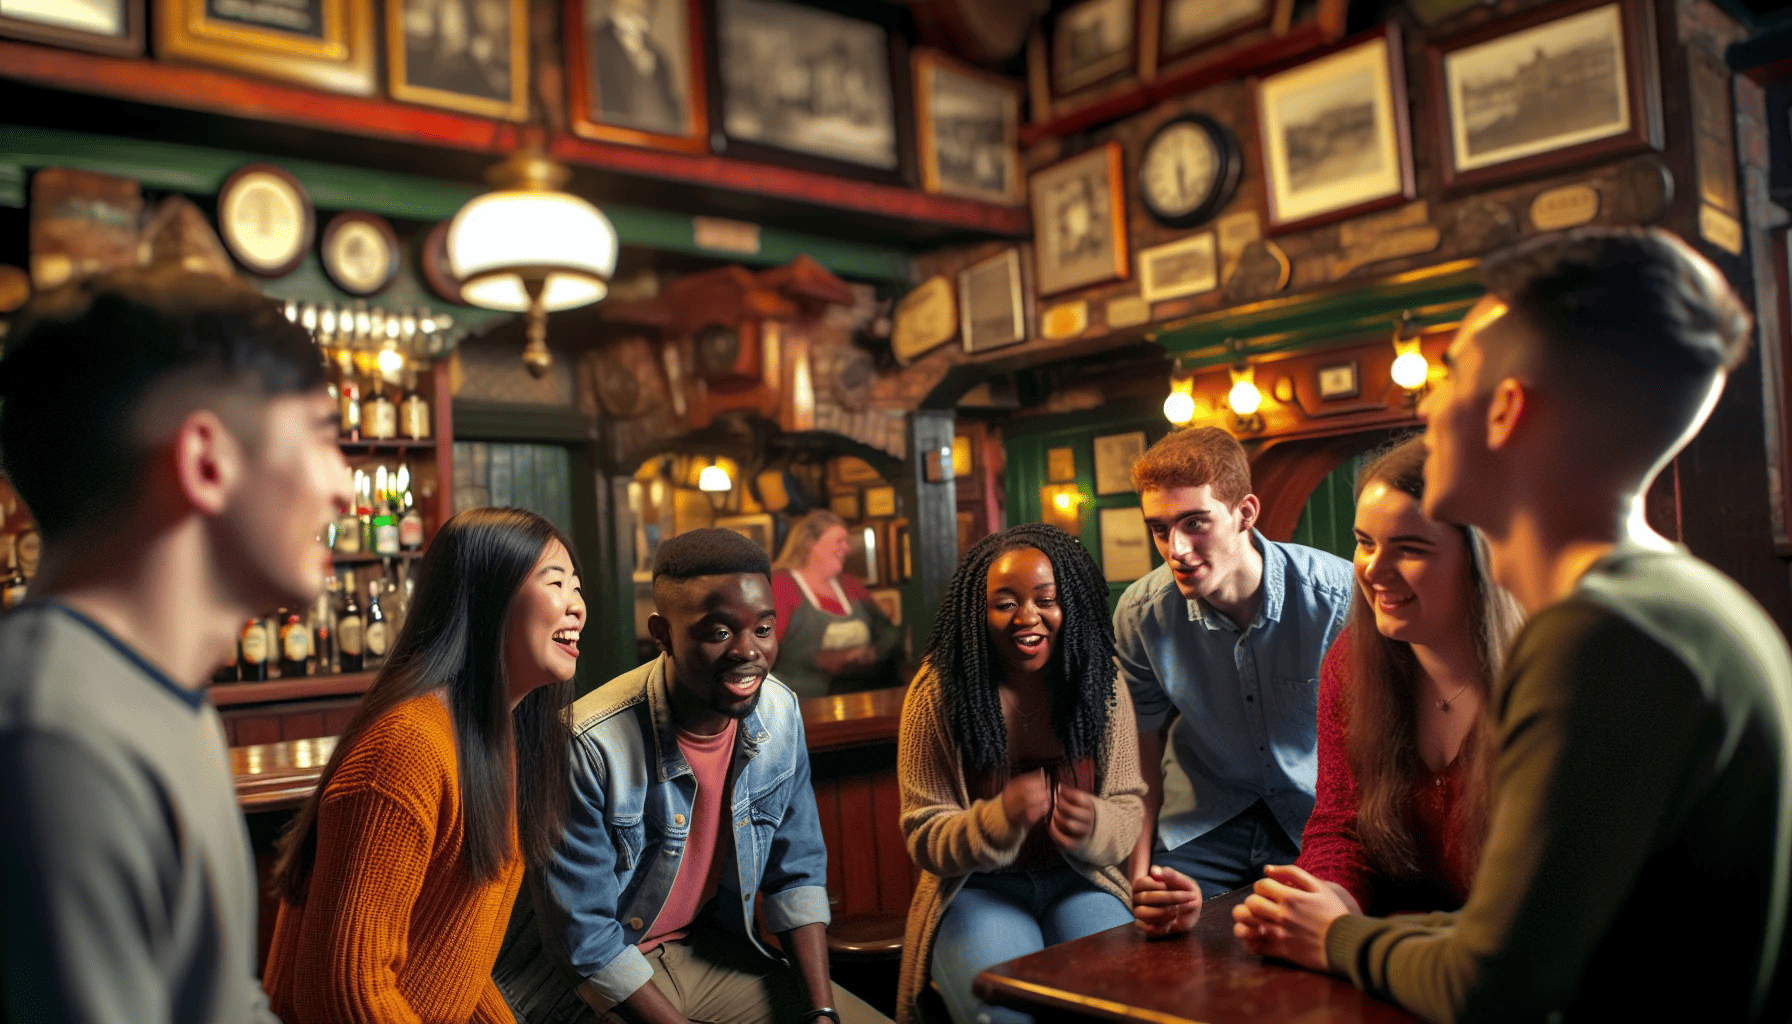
[1290,456,1362,562]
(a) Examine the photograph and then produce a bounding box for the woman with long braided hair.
[894,524,1145,1024]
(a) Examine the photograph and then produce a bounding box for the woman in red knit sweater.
[1290,437,1523,916]
[264,507,584,1023]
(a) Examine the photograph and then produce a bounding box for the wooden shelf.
[329,549,422,565]
[339,438,436,454]
[0,38,1031,240]
[210,671,377,707]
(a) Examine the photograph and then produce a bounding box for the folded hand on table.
[1230,863,1351,973]
[1131,864,1202,938]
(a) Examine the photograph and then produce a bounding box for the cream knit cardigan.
[894,667,1146,1024]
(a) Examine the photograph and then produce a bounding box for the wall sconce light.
[698,460,733,509]
[1390,311,1429,407]
[1228,363,1264,433]
[1163,371,1197,426]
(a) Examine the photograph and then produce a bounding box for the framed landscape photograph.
[388,0,528,118]
[1030,141,1129,295]
[915,48,1022,205]
[1148,0,1273,65]
[1427,0,1661,190]
[959,248,1027,354]
[564,0,707,151]
[155,0,373,93]
[1252,25,1414,233]
[1052,0,1135,96]
[1139,232,1218,303]
[1,0,141,54]
[711,0,911,182]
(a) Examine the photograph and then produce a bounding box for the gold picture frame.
[914,48,1023,205]
[155,0,374,94]
[387,0,529,120]
[563,0,708,151]
[1030,141,1130,296]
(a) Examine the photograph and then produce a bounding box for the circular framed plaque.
[217,164,313,278]
[419,221,465,305]
[320,212,400,296]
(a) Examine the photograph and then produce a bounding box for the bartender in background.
[772,510,903,698]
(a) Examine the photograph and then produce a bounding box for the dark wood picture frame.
[1250,23,1415,234]
[1050,0,1136,98]
[1426,0,1662,192]
[706,0,916,185]
[386,0,529,119]
[959,247,1027,354]
[217,163,315,278]
[0,0,142,55]
[320,211,400,296]
[914,47,1023,205]
[563,0,709,152]
[1141,0,1275,68]
[155,0,374,94]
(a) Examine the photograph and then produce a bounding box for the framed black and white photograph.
[1,0,141,53]
[1030,141,1130,295]
[915,48,1022,205]
[1099,506,1155,581]
[959,248,1026,354]
[155,0,372,92]
[711,0,910,181]
[1140,232,1218,303]
[1052,0,1135,95]
[1317,361,1360,400]
[388,0,528,119]
[1149,0,1273,65]
[1252,25,1414,233]
[1428,0,1661,191]
[1094,430,1146,495]
[564,0,707,151]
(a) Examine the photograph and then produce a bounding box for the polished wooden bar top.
[974,889,1422,1024]
[231,685,907,809]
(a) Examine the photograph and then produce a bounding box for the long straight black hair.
[274,507,578,901]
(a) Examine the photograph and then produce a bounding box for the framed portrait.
[1093,430,1145,495]
[154,0,373,93]
[959,248,1026,354]
[387,0,527,118]
[1051,0,1135,96]
[1,0,142,54]
[915,49,1022,205]
[714,512,775,555]
[829,490,861,521]
[869,587,903,626]
[1099,506,1154,581]
[1030,141,1129,296]
[864,485,897,518]
[1427,0,1661,191]
[1145,0,1273,66]
[1252,25,1415,234]
[1139,231,1218,303]
[887,517,911,581]
[564,0,707,151]
[710,0,913,182]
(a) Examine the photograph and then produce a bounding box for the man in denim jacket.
[496,529,886,1024]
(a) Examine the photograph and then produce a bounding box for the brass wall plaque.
[1614,158,1674,223]
[1040,300,1089,340]
[1529,184,1600,231]
[1700,205,1743,256]
[1226,239,1291,301]
[1338,201,1429,247]
[1105,294,1150,329]
[892,275,958,364]
[1327,226,1441,278]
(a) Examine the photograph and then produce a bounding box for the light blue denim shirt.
[1113,530,1353,850]
[493,655,830,1021]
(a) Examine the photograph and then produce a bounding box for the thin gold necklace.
[1434,680,1472,712]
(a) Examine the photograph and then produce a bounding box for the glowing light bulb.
[1228,377,1262,417]
[377,348,405,376]
[697,464,732,493]
[1392,350,1429,390]
[1054,491,1074,512]
[1163,390,1196,425]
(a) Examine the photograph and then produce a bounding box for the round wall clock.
[217,164,314,278]
[1138,114,1243,229]
[419,221,466,305]
[321,212,400,296]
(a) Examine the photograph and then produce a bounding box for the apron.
[776,572,876,699]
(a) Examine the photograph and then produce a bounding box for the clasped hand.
[1000,769,1095,848]
[1230,863,1352,972]
[1131,864,1201,937]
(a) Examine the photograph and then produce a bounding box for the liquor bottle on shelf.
[399,501,424,551]
[212,638,238,683]
[334,503,362,555]
[363,375,398,441]
[279,611,311,678]
[337,349,362,442]
[313,589,336,676]
[372,499,400,557]
[400,370,431,441]
[240,618,270,682]
[338,570,365,673]
[2,538,26,611]
[364,579,389,670]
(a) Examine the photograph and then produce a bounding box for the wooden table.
[974,890,1422,1024]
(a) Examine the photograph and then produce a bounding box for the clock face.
[322,214,398,296]
[1139,115,1240,228]
[218,166,313,277]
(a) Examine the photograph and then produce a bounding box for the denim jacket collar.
[645,654,766,784]
[1187,529,1285,632]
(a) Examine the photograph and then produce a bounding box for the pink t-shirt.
[639,719,737,952]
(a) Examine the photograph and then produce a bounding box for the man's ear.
[173,409,243,516]
[647,612,671,655]
[1486,378,1526,452]
[1236,493,1261,533]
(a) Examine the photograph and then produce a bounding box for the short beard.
[713,690,760,720]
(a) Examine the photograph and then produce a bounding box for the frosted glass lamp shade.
[1163,390,1196,425]
[697,465,733,493]
[448,189,617,312]
[1391,350,1429,390]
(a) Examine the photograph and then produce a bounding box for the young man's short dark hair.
[0,265,324,542]
[652,528,772,601]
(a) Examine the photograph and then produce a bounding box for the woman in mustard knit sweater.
[264,507,584,1023]
[897,524,1145,1024]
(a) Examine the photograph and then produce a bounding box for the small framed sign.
[1317,361,1360,400]
[1094,430,1146,495]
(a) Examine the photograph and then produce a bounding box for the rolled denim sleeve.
[757,713,831,933]
[541,736,654,1010]
[1114,582,1172,733]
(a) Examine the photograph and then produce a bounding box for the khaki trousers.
[595,925,889,1024]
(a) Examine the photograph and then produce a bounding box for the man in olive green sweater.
[1232,227,1792,1022]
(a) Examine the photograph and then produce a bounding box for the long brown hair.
[1345,437,1523,881]
[772,509,845,572]
[273,507,577,903]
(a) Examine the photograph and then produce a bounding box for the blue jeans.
[929,864,1134,1024]
[1153,799,1300,899]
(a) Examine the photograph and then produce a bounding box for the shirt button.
[1246,695,1254,702]
[628,917,644,930]
[674,814,686,826]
